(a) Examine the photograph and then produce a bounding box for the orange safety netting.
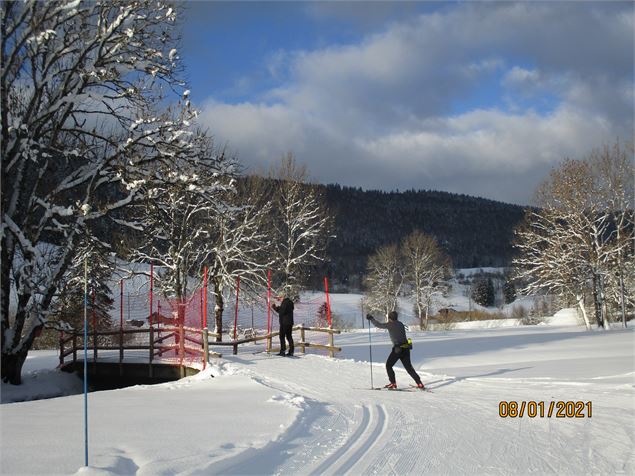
[154,287,206,367]
[113,276,334,363]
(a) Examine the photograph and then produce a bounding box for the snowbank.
[438,318,522,330]
[542,307,581,326]
[1,369,83,403]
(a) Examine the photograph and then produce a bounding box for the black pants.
[279,323,294,354]
[386,348,421,385]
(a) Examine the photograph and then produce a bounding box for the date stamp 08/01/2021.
[499,401,593,418]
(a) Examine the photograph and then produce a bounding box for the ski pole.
[367,315,374,389]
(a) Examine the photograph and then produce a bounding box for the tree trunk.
[214,287,224,343]
[424,299,431,331]
[576,294,591,330]
[591,273,605,329]
[619,273,627,328]
[1,351,28,385]
[1,324,42,384]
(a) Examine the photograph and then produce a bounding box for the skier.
[366,311,425,390]
[272,294,294,356]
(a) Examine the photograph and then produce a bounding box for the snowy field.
[2,319,634,475]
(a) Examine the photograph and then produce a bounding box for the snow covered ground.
[2,320,633,475]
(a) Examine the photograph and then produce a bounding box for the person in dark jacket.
[367,311,425,389]
[272,295,294,356]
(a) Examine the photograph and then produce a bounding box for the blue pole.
[83,258,88,467]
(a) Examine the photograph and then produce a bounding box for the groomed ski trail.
[210,352,634,475]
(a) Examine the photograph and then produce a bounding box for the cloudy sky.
[180,1,633,205]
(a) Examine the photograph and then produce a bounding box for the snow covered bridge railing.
[58,324,217,378]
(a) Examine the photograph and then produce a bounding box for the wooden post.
[360,299,365,329]
[149,324,154,378]
[72,334,77,364]
[233,276,240,341]
[324,277,332,327]
[203,267,208,329]
[300,324,306,354]
[157,301,162,354]
[203,327,209,369]
[149,262,154,323]
[179,323,185,366]
[328,326,334,358]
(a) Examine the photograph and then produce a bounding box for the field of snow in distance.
[2,322,634,475]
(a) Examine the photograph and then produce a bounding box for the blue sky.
[179,1,633,205]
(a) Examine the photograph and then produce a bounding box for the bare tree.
[364,244,403,318]
[132,141,274,342]
[131,138,236,301]
[513,142,634,330]
[269,153,331,295]
[402,230,451,330]
[1,1,192,383]
[514,208,593,329]
[205,176,274,341]
[590,143,634,327]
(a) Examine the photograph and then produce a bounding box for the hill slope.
[319,184,527,288]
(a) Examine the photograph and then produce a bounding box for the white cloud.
[503,67,540,87]
[196,2,633,205]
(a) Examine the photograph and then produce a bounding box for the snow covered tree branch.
[269,153,331,296]
[364,244,404,317]
[131,146,274,341]
[513,142,634,330]
[1,0,191,384]
[401,230,452,330]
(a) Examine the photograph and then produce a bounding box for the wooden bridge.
[59,324,341,386]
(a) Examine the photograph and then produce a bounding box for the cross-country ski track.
[206,340,633,476]
[1,325,633,475]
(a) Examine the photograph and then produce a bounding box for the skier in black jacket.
[367,311,425,390]
[272,295,294,356]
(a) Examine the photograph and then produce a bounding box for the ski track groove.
[309,404,372,476]
[213,352,634,475]
[324,404,388,476]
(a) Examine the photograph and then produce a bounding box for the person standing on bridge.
[272,294,294,356]
[366,311,425,390]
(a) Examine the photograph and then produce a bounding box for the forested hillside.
[317,184,527,289]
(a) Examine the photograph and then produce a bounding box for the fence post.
[233,277,240,341]
[179,323,185,366]
[328,327,334,358]
[324,277,332,327]
[149,321,154,378]
[300,324,306,354]
[203,267,208,329]
[157,301,162,356]
[203,327,209,369]
[360,299,365,329]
